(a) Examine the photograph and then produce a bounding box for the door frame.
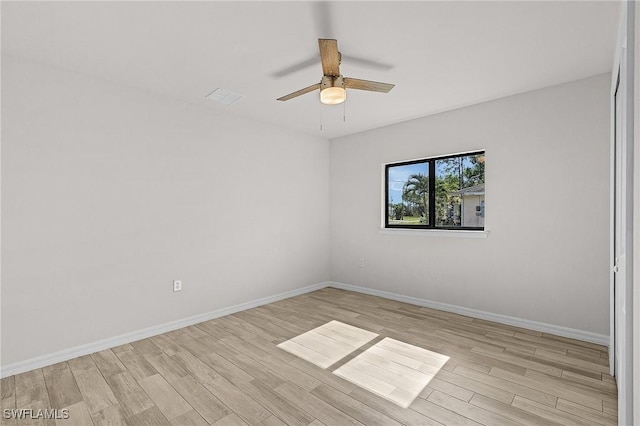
[610,2,635,424]
[609,68,618,377]
[634,3,640,422]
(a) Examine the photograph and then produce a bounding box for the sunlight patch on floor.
[333,337,450,408]
[277,320,378,368]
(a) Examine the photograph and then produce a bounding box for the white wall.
[1,56,330,365]
[1,54,612,368]
[330,74,611,335]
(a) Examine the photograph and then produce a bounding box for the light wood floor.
[1,288,618,425]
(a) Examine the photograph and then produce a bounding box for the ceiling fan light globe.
[320,87,346,105]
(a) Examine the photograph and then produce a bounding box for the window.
[385,151,485,230]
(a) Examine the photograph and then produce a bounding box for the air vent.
[205,88,243,105]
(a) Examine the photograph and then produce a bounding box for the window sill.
[378,228,489,239]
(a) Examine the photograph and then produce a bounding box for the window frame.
[384,150,485,231]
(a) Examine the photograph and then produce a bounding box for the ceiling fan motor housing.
[320,75,346,105]
[321,75,345,90]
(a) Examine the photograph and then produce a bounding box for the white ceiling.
[2,1,621,139]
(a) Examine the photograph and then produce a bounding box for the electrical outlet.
[358,258,365,268]
[173,280,182,292]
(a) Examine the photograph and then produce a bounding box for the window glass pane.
[387,162,429,226]
[435,153,485,228]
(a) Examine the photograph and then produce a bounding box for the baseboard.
[2,280,609,377]
[0,281,329,378]
[328,281,609,346]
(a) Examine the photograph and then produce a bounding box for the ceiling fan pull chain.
[343,100,346,123]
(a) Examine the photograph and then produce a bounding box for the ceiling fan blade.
[344,77,395,93]
[277,83,321,101]
[271,56,318,78]
[318,39,340,76]
[341,54,394,71]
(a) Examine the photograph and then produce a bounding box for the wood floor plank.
[533,348,609,374]
[428,390,521,426]
[259,415,287,426]
[328,313,386,334]
[2,288,616,425]
[57,401,94,426]
[434,369,515,404]
[470,346,564,377]
[170,351,219,385]
[214,317,260,341]
[128,405,171,426]
[91,350,126,378]
[232,311,294,340]
[603,399,617,416]
[423,378,474,402]
[338,350,431,391]
[137,374,192,421]
[277,340,334,367]
[491,367,609,409]
[227,314,281,342]
[541,333,607,351]
[166,330,215,358]
[602,373,616,385]
[556,398,617,425]
[14,398,56,426]
[472,318,543,337]
[524,369,617,405]
[199,350,255,386]
[213,413,250,426]
[288,358,357,394]
[42,363,83,410]
[273,382,361,426]
[130,339,161,355]
[242,309,308,336]
[511,395,594,426]
[311,383,402,426]
[208,342,286,390]
[453,364,557,407]
[242,335,299,363]
[70,369,118,415]
[513,332,604,354]
[111,343,134,355]
[194,321,234,340]
[169,410,208,426]
[184,325,209,339]
[105,371,155,418]
[1,376,16,400]
[114,347,158,381]
[236,380,315,426]
[411,397,482,426]
[472,330,539,354]
[15,369,49,408]
[199,374,272,425]
[1,392,17,426]
[91,403,128,426]
[565,349,610,366]
[561,370,617,394]
[150,334,183,357]
[171,375,230,424]
[469,393,564,426]
[221,337,321,391]
[66,355,96,374]
[143,351,190,383]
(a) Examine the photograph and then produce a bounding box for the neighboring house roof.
[449,183,485,196]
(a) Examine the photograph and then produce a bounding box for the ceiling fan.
[276,39,395,105]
